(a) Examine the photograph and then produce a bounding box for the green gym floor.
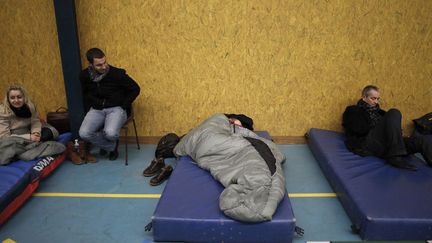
[0,143,417,243]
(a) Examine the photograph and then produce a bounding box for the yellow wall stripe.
[33,192,336,199]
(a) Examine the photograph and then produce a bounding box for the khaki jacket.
[0,102,41,140]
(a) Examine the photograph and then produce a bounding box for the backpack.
[155,133,180,158]
[413,112,432,135]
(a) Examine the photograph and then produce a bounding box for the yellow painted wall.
[75,0,432,136]
[0,1,66,119]
[1,1,431,137]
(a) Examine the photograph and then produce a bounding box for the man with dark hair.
[342,85,432,171]
[86,48,105,63]
[78,48,140,162]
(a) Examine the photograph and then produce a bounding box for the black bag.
[155,133,180,158]
[46,107,70,134]
[413,112,432,134]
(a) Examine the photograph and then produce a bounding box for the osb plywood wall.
[1,1,431,137]
[0,1,66,119]
[75,0,432,136]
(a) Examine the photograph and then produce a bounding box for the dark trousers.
[404,131,432,164]
[365,109,432,164]
[365,109,407,158]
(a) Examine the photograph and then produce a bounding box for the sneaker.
[143,158,165,177]
[150,165,173,186]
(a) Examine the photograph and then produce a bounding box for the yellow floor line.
[33,193,161,198]
[33,192,336,198]
[288,193,337,197]
[2,239,17,243]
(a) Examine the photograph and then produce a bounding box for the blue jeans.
[79,106,127,152]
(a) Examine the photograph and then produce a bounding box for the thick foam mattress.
[152,131,296,243]
[0,133,71,225]
[308,128,432,240]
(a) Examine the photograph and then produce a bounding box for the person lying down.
[174,113,286,223]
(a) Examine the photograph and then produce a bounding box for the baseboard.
[119,136,161,144]
[272,136,307,144]
[119,136,306,144]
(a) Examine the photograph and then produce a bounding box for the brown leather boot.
[150,165,173,186]
[78,141,98,163]
[143,157,165,177]
[85,150,98,163]
[66,141,84,165]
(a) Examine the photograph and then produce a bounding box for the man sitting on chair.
[78,48,140,162]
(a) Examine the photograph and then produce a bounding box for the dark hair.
[86,48,105,64]
[362,85,379,97]
[225,114,254,131]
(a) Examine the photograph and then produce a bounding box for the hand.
[39,117,47,124]
[31,132,41,142]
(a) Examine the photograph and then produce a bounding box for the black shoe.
[100,149,108,156]
[150,165,173,186]
[420,152,432,167]
[109,150,119,160]
[143,158,165,177]
[387,156,417,171]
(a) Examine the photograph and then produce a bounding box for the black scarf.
[88,65,110,82]
[357,99,382,127]
[10,104,32,118]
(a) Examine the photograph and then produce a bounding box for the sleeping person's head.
[225,114,254,131]
[228,118,243,126]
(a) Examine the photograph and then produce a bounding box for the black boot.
[100,149,108,156]
[421,152,432,167]
[109,150,119,160]
[386,156,417,171]
[109,140,119,161]
[404,134,432,167]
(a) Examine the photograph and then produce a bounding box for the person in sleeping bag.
[342,84,432,171]
[78,48,140,163]
[142,114,254,186]
[0,84,58,141]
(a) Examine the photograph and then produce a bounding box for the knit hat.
[225,114,254,131]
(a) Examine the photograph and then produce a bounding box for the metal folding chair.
[121,105,140,165]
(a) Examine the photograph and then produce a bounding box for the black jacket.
[342,104,386,155]
[80,65,140,115]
